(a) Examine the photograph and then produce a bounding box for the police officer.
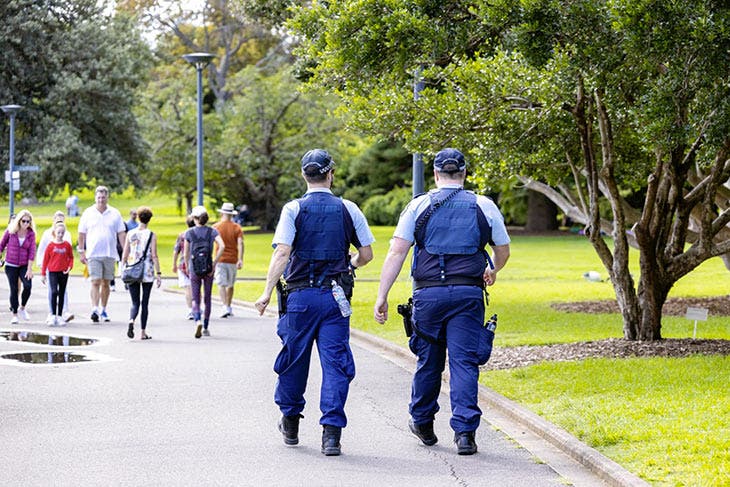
[374,148,510,455]
[255,149,374,456]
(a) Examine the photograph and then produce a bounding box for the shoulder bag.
[122,232,153,284]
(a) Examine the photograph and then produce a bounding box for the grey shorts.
[87,257,116,281]
[214,262,237,288]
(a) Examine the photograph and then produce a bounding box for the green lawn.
[12,192,730,486]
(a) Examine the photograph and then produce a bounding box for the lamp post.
[1,104,22,218]
[412,68,425,196]
[182,52,215,207]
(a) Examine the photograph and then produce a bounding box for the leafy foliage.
[132,1,362,226]
[289,0,730,339]
[340,140,416,198]
[0,0,151,197]
[361,186,413,225]
[212,66,348,228]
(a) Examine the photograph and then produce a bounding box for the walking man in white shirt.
[77,186,126,323]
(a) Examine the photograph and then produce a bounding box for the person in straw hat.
[213,202,244,318]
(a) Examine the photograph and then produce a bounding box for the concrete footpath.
[0,276,644,486]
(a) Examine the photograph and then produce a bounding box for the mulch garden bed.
[484,296,729,370]
[551,295,730,317]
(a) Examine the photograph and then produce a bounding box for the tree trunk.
[185,192,194,215]
[608,266,641,340]
[525,190,559,231]
[636,271,669,340]
[261,182,280,231]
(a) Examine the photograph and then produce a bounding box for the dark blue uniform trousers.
[409,285,490,433]
[274,288,356,428]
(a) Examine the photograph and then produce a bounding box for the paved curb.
[348,328,650,487]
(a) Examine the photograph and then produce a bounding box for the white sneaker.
[10,316,18,325]
[63,312,75,323]
[45,314,55,325]
[19,308,30,321]
[56,316,66,327]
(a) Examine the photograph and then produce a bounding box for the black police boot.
[278,414,302,446]
[408,419,438,446]
[321,425,342,456]
[454,431,478,455]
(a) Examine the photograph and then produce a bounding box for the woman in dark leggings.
[183,206,225,339]
[121,206,161,340]
[0,209,37,324]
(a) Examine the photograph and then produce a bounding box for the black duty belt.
[413,277,485,290]
[286,278,339,292]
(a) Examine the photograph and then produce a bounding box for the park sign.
[15,165,40,172]
[5,166,39,192]
[5,166,39,181]
[685,306,709,338]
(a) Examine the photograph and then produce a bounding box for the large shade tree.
[118,0,284,106]
[289,0,730,340]
[131,0,353,222]
[211,66,347,229]
[123,0,281,212]
[0,0,151,197]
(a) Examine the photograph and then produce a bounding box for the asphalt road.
[0,276,617,486]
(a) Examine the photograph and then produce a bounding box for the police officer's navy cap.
[301,149,335,174]
[433,148,467,173]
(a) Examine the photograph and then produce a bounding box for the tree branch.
[567,151,589,215]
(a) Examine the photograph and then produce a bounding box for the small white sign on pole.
[685,307,709,338]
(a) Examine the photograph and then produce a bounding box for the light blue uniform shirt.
[393,184,510,246]
[272,188,376,248]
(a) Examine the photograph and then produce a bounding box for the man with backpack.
[254,149,374,456]
[373,148,511,455]
[183,206,225,338]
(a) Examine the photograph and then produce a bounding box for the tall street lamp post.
[1,104,22,218]
[412,68,425,196]
[182,52,215,207]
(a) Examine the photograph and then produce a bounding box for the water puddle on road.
[0,330,97,346]
[0,351,96,364]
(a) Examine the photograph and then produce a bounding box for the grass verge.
[484,356,730,486]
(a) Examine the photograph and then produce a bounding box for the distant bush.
[362,186,413,225]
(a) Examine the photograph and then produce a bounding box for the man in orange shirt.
[213,203,244,317]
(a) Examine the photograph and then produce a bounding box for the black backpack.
[190,227,213,276]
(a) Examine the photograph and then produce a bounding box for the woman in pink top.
[0,209,37,324]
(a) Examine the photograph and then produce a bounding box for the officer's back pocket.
[476,326,495,365]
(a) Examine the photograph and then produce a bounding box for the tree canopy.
[131,0,358,226]
[0,0,151,197]
[289,0,730,340]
